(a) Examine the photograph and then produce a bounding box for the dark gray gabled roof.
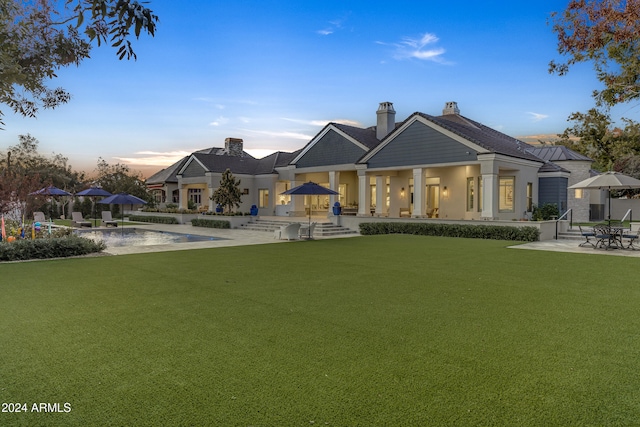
[146,156,189,184]
[527,145,592,162]
[332,123,381,149]
[411,112,543,163]
[253,150,302,174]
[538,161,570,173]
[192,153,260,175]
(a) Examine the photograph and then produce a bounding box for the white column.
[482,173,498,219]
[291,179,304,217]
[375,175,385,216]
[358,174,368,216]
[207,187,214,211]
[412,168,425,217]
[329,171,340,213]
[180,187,188,210]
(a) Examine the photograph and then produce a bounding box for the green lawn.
[1,235,639,426]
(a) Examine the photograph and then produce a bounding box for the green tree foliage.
[557,108,640,176]
[0,0,158,127]
[211,169,242,214]
[549,0,640,106]
[0,134,84,218]
[93,157,150,202]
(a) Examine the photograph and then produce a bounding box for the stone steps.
[241,219,358,237]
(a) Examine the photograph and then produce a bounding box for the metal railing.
[555,209,572,240]
[621,209,633,228]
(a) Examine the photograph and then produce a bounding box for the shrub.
[0,236,106,262]
[359,222,540,242]
[532,203,560,221]
[191,218,231,229]
[128,215,179,224]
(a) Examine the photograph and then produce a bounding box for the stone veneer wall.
[558,160,592,223]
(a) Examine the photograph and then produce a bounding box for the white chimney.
[442,101,460,115]
[376,102,396,140]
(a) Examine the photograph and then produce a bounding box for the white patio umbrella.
[568,171,640,224]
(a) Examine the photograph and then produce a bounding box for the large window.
[188,188,202,205]
[499,177,514,212]
[466,177,474,211]
[259,189,269,208]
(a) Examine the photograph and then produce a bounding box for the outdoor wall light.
[443,186,449,198]
[400,187,405,197]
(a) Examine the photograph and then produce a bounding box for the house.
[146,102,594,222]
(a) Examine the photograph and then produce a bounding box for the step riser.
[242,219,357,236]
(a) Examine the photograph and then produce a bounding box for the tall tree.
[93,157,149,201]
[0,134,84,218]
[0,0,158,127]
[549,0,640,106]
[557,109,640,175]
[211,169,242,214]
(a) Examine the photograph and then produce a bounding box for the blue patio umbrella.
[98,192,148,234]
[281,182,339,239]
[77,187,113,221]
[29,185,73,221]
[30,185,72,196]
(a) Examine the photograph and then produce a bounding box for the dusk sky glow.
[2,1,638,178]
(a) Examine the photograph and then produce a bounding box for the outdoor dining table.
[594,224,625,249]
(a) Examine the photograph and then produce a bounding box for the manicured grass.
[1,235,640,425]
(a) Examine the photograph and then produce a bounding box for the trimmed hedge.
[0,236,106,262]
[191,218,231,229]
[359,222,540,242]
[128,215,179,224]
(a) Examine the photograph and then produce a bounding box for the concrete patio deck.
[510,239,640,257]
[88,221,640,258]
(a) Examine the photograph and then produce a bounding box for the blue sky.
[2,1,637,177]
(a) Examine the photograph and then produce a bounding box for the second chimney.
[376,102,396,140]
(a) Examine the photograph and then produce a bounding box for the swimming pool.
[75,228,222,247]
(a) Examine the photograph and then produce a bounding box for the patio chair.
[274,223,300,241]
[101,211,118,227]
[299,222,317,239]
[593,224,615,249]
[578,225,595,247]
[622,229,640,250]
[71,212,92,228]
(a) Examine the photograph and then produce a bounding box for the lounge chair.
[274,223,301,241]
[299,222,317,239]
[33,211,47,223]
[71,212,92,228]
[101,211,118,227]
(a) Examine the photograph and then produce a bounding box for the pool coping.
[97,222,360,255]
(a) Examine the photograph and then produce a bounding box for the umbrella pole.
[608,187,612,226]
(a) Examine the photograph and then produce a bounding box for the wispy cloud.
[242,129,314,140]
[378,32,449,63]
[209,116,229,126]
[527,112,549,122]
[316,15,349,36]
[114,150,193,167]
[282,117,362,127]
